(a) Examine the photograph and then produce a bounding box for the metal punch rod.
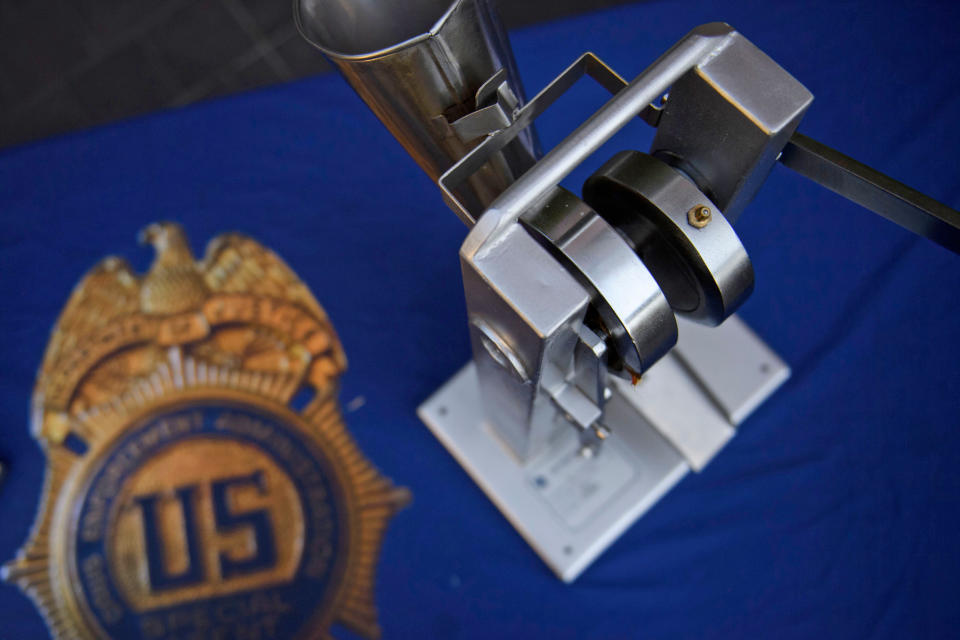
[780,132,960,254]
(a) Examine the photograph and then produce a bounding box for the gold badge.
[4,223,408,639]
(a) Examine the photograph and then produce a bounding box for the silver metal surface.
[294,0,539,223]
[780,133,960,254]
[438,51,657,224]
[462,223,593,460]
[462,22,739,258]
[419,312,788,581]
[673,316,790,426]
[303,7,957,582]
[583,151,754,325]
[420,361,689,583]
[521,187,677,377]
[571,325,609,415]
[650,31,812,222]
[450,68,520,142]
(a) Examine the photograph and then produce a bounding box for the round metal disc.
[583,151,754,326]
[521,186,678,377]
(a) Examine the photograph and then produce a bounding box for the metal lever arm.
[780,133,960,254]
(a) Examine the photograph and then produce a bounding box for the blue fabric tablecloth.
[1,1,958,638]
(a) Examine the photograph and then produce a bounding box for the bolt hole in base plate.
[418,315,789,581]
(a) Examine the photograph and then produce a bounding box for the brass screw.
[688,205,712,228]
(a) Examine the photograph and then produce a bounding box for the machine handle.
[780,132,960,254]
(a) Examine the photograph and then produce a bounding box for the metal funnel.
[295,0,539,223]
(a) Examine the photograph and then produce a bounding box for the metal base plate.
[418,316,788,582]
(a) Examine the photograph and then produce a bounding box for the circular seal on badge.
[70,399,345,639]
[5,224,408,640]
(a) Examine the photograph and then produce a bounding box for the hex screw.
[688,205,712,228]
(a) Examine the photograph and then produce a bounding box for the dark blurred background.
[0,0,638,149]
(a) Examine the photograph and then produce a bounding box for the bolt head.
[688,205,712,228]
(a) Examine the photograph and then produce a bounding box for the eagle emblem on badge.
[3,223,409,639]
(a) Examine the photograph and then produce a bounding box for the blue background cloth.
[1,1,959,638]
